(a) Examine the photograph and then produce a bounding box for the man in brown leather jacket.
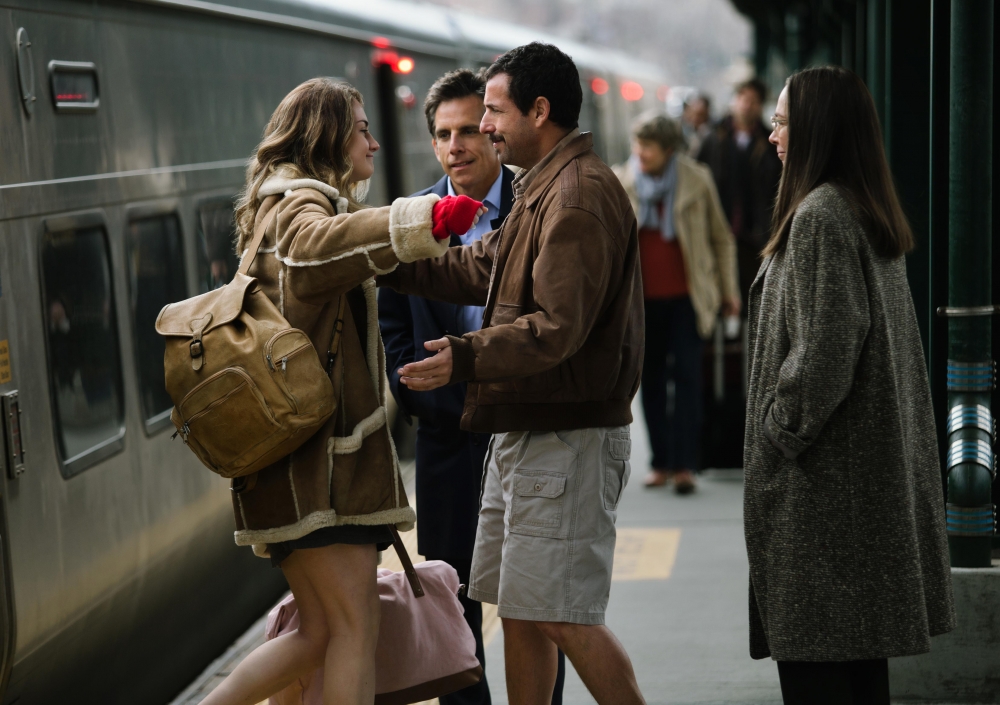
[379,42,645,705]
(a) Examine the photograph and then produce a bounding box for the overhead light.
[396,57,415,74]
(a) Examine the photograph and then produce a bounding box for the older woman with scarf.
[614,113,740,494]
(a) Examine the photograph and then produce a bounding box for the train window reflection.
[127,214,187,430]
[41,225,125,474]
[197,200,239,293]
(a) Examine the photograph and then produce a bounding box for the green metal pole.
[946,0,994,568]
[867,0,886,125]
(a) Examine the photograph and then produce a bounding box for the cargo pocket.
[603,433,631,511]
[510,473,567,538]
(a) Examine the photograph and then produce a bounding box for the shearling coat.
[744,183,955,661]
[613,154,740,339]
[230,166,445,556]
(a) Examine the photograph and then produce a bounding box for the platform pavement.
[481,399,784,705]
[173,397,968,705]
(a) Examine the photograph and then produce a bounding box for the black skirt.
[269,524,395,568]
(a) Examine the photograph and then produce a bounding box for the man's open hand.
[398,337,453,391]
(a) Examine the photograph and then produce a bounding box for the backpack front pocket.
[178,367,279,475]
[264,329,331,418]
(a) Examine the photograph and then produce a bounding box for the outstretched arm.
[270,190,445,305]
[398,208,618,389]
[377,227,497,306]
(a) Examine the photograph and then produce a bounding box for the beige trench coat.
[613,154,740,339]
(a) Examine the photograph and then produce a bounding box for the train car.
[0,0,665,702]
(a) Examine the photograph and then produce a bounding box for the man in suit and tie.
[379,68,564,705]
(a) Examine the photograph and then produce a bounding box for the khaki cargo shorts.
[467,426,631,625]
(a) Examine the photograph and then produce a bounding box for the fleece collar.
[258,164,350,214]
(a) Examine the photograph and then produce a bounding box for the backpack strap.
[238,204,280,277]
[389,526,425,598]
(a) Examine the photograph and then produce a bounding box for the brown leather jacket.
[379,132,643,433]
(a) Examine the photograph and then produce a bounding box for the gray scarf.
[632,154,677,241]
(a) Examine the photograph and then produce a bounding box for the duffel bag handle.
[389,526,425,598]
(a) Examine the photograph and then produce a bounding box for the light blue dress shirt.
[448,170,503,334]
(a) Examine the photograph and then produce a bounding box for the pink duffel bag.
[265,530,483,705]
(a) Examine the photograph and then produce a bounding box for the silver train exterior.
[0,1,665,702]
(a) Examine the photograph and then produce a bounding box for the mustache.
[489,134,505,144]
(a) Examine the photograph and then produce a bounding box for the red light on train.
[373,50,399,68]
[372,36,391,49]
[621,82,644,101]
[590,77,609,95]
[657,85,669,102]
[373,49,415,74]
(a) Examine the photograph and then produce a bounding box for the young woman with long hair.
[201,78,481,705]
[743,66,955,704]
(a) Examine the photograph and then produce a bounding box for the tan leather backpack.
[155,208,342,478]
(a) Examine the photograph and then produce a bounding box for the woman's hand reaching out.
[431,195,485,240]
[398,337,453,391]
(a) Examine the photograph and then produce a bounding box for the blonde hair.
[234,78,369,251]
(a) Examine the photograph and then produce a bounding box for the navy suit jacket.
[378,167,515,560]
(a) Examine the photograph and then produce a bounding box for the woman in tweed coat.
[744,66,955,704]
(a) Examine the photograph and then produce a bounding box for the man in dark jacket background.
[379,68,565,705]
[696,78,782,303]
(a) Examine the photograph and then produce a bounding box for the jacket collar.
[522,132,595,209]
[673,155,701,212]
[428,174,450,198]
[258,164,349,213]
[492,166,516,228]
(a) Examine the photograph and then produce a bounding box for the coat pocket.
[603,433,632,511]
[510,472,567,538]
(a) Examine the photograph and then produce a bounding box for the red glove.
[432,195,483,240]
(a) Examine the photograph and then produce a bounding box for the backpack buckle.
[190,340,203,358]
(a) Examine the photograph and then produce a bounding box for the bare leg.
[502,618,559,705]
[304,544,381,705]
[536,622,644,705]
[201,543,380,705]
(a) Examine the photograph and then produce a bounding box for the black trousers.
[777,659,890,705]
[431,557,566,705]
[640,297,704,470]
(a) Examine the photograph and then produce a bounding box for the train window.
[48,61,99,112]
[126,213,187,432]
[40,218,125,477]
[196,200,239,293]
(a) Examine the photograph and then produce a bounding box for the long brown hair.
[763,66,914,258]
[234,78,367,251]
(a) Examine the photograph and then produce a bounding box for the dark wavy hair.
[765,66,914,258]
[485,42,582,129]
[424,68,486,136]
